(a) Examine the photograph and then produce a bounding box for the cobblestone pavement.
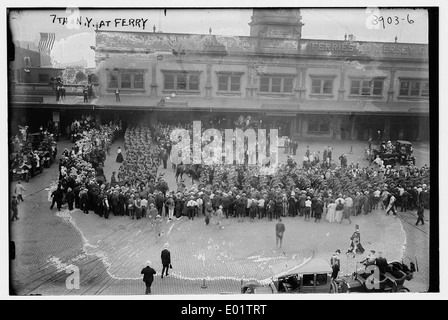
[9,136,431,296]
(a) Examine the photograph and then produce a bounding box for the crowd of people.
[48,117,121,212]
[46,119,430,231]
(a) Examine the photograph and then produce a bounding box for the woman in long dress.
[116,147,124,163]
[326,199,337,223]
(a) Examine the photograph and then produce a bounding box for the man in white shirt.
[372,189,381,210]
[187,196,197,220]
[258,197,265,219]
[15,181,26,203]
[304,197,312,220]
[141,197,148,218]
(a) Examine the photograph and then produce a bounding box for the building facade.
[10,9,430,141]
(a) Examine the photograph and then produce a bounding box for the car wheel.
[397,287,410,293]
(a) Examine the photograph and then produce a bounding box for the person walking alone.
[11,196,19,221]
[14,181,26,203]
[275,218,285,248]
[161,243,171,278]
[415,203,425,226]
[141,260,157,294]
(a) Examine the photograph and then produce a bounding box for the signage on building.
[301,40,428,59]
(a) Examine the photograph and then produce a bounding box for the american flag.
[38,33,55,52]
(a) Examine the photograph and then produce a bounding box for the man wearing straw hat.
[141,260,156,294]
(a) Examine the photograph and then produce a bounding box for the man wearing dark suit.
[161,243,171,278]
[141,260,157,294]
[375,252,389,274]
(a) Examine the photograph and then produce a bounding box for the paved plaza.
[9,136,431,296]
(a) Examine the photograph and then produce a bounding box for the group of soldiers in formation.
[49,120,430,231]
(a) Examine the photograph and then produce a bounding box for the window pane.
[350,80,360,95]
[271,77,281,93]
[372,80,383,95]
[107,74,118,88]
[421,82,429,97]
[316,274,327,286]
[218,76,228,91]
[311,80,321,94]
[188,75,199,90]
[230,76,240,91]
[410,81,420,96]
[133,73,144,89]
[121,73,131,88]
[399,81,410,96]
[361,80,371,95]
[323,80,333,94]
[302,274,314,286]
[283,78,293,93]
[177,74,187,90]
[164,74,175,90]
[260,77,270,92]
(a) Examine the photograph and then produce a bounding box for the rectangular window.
[350,79,384,96]
[399,81,410,96]
[315,274,328,286]
[421,82,429,97]
[361,80,371,95]
[230,76,240,91]
[217,74,242,92]
[302,274,314,286]
[311,78,334,95]
[398,79,429,98]
[372,80,383,95]
[410,82,420,96]
[121,73,131,89]
[107,73,118,88]
[283,78,293,93]
[260,77,270,92]
[163,72,201,91]
[164,74,175,90]
[259,76,294,93]
[133,73,144,89]
[218,76,228,91]
[311,80,321,94]
[177,74,187,90]
[322,80,333,94]
[189,75,199,91]
[350,80,360,95]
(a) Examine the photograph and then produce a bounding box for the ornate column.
[338,64,346,102]
[387,69,396,103]
[246,64,258,99]
[150,62,158,98]
[299,66,307,101]
[294,66,302,99]
[205,63,213,99]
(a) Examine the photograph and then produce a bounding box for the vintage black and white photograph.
[6,2,438,299]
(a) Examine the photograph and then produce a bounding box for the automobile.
[333,260,415,293]
[395,140,416,165]
[11,162,32,182]
[241,258,337,294]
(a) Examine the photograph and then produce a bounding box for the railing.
[12,83,90,96]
